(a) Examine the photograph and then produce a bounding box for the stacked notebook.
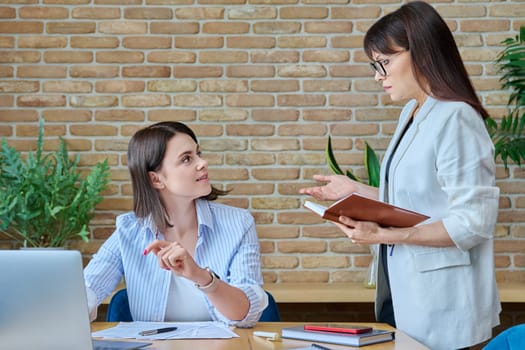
[281,324,395,347]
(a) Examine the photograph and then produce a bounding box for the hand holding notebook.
[304,192,429,228]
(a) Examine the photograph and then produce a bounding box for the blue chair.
[259,290,280,322]
[483,324,525,350]
[106,288,132,322]
[106,288,280,322]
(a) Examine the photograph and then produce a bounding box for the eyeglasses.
[369,51,405,77]
[370,60,388,77]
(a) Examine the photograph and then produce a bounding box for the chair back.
[483,324,525,350]
[106,288,132,322]
[259,291,281,322]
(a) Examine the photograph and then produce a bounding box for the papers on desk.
[92,321,239,340]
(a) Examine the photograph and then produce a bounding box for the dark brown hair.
[363,1,489,119]
[127,121,228,232]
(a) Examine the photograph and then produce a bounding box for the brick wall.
[0,0,524,286]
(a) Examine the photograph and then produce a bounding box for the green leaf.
[325,136,379,187]
[326,136,345,176]
[488,111,525,168]
[345,170,359,182]
[364,142,380,187]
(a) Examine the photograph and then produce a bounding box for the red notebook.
[304,324,373,334]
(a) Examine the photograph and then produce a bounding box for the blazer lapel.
[379,97,438,201]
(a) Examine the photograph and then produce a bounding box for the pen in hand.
[138,326,178,336]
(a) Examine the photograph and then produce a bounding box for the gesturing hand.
[144,240,200,279]
[299,174,358,201]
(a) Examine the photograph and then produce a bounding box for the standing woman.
[300,2,500,349]
[84,121,267,327]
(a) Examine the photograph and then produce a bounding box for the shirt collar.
[142,199,214,238]
[195,199,214,235]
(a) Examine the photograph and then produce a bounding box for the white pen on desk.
[253,331,281,341]
[138,326,178,336]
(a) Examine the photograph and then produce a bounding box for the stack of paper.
[92,321,239,341]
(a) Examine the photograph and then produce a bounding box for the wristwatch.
[195,267,220,293]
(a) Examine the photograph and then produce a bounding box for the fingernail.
[143,249,147,255]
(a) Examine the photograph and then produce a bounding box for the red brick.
[72,7,120,19]
[0,51,40,63]
[0,36,14,48]
[122,36,171,49]
[46,21,95,34]
[202,22,249,34]
[44,51,93,63]
[150,22,199,34]
[0,21,43,33]
[71,36,119,48]
[124,7,172,19]
[19,6,68,18]
[175,7,224,19]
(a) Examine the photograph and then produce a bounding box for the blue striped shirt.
[84,199,266,327]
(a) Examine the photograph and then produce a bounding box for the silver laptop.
[0,250,150,350]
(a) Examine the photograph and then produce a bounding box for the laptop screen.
[0,249,94,350]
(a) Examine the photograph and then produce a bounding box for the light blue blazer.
[375,97,501,350]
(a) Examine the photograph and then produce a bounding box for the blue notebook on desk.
[0,250,151,350]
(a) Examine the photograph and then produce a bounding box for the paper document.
[92,321,239,340]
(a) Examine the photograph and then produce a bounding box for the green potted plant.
[326,136,380,187]
[486,26,525,168]
[0,119,110,248]
[326,137,380,288]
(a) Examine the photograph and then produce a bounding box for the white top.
[165,274,212,322]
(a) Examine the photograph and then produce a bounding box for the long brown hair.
[127,121,228,232]
[363,1,489,119]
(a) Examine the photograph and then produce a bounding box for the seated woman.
[84,121,267,327]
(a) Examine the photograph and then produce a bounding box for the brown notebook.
[304,193,429,228]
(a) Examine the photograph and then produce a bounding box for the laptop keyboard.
[92,339,151,350]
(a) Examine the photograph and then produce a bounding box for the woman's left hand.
[334,216,384,245]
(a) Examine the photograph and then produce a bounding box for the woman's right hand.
[299,174,360,201]
[144,240,222,289]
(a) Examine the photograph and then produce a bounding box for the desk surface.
[92,322,429,350]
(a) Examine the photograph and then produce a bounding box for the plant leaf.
[326,136,344,176]
[364,142,380,187]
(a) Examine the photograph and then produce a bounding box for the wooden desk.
[92,322,429,349]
